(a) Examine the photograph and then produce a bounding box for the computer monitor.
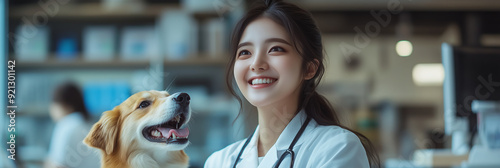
[442,43,500,138]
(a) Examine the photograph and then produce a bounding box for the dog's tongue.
[157,127,189,138]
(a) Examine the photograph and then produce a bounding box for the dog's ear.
[84,107,121,155]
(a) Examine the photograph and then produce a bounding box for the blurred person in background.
[44,82,100,168]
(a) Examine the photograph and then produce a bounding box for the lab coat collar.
[58,112,84,126]
[237,125,260,168]
[273,109,310,151]
[238,109,312,167]
[260,109,311,167]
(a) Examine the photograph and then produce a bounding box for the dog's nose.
[174,93,190,105]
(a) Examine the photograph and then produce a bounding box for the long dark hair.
[53,82,90,121]
[225,0,380,167]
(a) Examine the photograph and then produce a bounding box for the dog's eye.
[138,101,151,109]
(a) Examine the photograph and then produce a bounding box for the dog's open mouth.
[142,114,189,144]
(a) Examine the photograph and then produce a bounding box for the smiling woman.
[204,0,380,168]
[234,17,305,107]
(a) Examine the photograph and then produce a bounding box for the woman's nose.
[250,52,269,72]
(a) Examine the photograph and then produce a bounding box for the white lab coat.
[204,109,370,168]
[48,112,101,168]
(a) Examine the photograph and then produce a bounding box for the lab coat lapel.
[274,109,308,151]
[258,145,278,168]
[237,126,259,168]
[258,110,309,168]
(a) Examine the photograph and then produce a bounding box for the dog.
[84,91,191,168]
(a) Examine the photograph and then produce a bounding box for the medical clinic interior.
[1,0,500,167]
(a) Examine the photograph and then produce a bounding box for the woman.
[205,0,379,167]
[45,82,100,168]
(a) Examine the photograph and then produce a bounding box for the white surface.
[462,145,500,167]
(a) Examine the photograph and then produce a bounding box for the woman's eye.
[269,47,285,53]
[138,101,151,109]
[238,50,251,56]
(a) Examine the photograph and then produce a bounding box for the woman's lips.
[248,77,278,89]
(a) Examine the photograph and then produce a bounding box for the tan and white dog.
[84,91,191,168]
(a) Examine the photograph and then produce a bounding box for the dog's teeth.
[172,134,177,139]
[151,130,161,137]
[175,115,181,122]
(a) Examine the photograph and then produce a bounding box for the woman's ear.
[84,107,120,155]
[304,59,319,80]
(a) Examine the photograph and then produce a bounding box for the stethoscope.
[232,117,312,168]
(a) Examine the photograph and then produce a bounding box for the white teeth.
[251,78,275,85]
[151,130,161,137]
[175,115,181,122]
[172,134,177,139]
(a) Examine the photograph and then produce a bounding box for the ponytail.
[301,90,380,167]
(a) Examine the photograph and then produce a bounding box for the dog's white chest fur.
[130,151,188,168]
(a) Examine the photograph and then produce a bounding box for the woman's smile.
[248,76,278,89]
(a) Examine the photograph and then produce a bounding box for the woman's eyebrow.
[238,38,292,49]
[238,42,252,49]
[264,38,291,46]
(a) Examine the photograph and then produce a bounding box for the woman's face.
[49,102,70,121]
[234,17,304,108]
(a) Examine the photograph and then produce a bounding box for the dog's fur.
[84,91,190,168]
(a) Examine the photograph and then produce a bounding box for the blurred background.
[1,0,500,168]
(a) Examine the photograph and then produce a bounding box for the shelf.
[165,53,229,66]
[9,3,181,19]
[14,54,228,70]
[296,0,500,12]
[191,9,223,20]
[9,2,222,20]
[165,58,228,66]
[15,57,150,69]
[16,111,51,118]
